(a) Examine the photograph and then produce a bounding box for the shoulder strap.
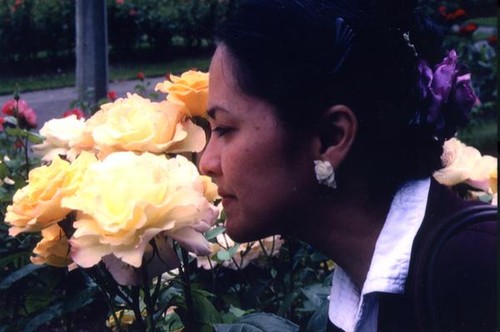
[411,204,497,331]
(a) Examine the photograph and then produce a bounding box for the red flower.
[438,5,447,15]
[107,90,118,101]
[444,8,467,22]
[487,35,497,46]
[0,117,4,131]
[62,108,85,119]
[458,22,478,35]
[14,138,24,149]
[1,99,37,129]
[454,9,466,19]
[136,72,145,81]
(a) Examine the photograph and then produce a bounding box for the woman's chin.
[225,217,276,243]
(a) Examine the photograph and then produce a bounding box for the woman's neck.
[293,188,392,290]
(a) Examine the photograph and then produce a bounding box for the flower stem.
[130,286,147,331]
[24,136,29,179]
[141,266,156,331]
[180,247,195,325]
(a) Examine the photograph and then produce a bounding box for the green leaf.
[5,127,29,138]
[0,264,45,289]
[192,291,223,324]
[26,132,44,144]
[301,284,330,307]
[23,302,63,332]
[306,299,329,332]
[217,249,231,261]
[0,161,9,178]
[228,305,247,318]
[157,311,184,331]
[213,313,299,332]
[205,226,226,241]
[62,285,99,313]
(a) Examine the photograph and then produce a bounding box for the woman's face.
[199,45,317,242]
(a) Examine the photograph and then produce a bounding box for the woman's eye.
[212,126,233,137]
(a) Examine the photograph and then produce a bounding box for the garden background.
[0,0,497,331]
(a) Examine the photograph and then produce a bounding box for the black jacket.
[329,180,497,332]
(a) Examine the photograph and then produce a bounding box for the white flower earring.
[314,160,337,189]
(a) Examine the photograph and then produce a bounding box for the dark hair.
[214,0,451,196]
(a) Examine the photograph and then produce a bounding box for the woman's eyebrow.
[207,106,229,119]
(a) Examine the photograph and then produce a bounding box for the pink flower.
[2,99,18,115]
[1,99,37,129]
[62,108,85,120]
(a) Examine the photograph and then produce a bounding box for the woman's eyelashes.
[211,126,233,137]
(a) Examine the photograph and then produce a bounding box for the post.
[75,0,108,108]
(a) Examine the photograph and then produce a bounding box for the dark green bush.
[0,0,237,70]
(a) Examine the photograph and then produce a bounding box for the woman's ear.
[313,104,357,168]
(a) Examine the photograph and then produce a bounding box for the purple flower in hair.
[414,50,478,140]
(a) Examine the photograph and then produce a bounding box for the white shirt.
[328,178,431,332]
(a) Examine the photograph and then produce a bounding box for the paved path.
[0,77,165,129]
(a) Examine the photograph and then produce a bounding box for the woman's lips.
[219,191,236,207]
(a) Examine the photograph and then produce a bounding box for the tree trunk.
[75,0,108,109]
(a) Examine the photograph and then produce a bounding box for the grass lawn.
[0,55,211,96]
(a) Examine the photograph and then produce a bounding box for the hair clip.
[329,17,355,74]
[403,31,418,57]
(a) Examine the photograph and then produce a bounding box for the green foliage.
[0,0,75,65]
[0,0,237,70]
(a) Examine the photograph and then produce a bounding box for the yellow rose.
[31,224,72,267]
[466,155,497,192]
[433,138,481,186]
[62,152,218,269]
[70,93,206,159]
[155,70,209,118]
[5,152,97,236]
[6,156,72,236]
[31,115,85,162]
[200,175,219,202]
[489,169,497,195]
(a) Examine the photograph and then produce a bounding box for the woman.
[199,0,496,331]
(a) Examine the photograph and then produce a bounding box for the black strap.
[411,204,497,331]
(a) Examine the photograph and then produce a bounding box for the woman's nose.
[199,139,221,177]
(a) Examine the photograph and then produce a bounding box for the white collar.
[328,178,431,332]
